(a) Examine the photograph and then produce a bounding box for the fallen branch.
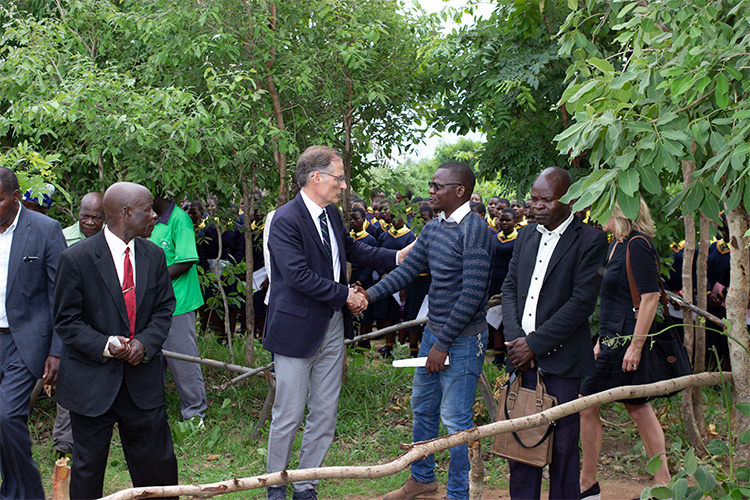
[665,291,725,327]
[218,363,274,390]
[346,318,427,345]
[161,351,267,376]
[100,372,730,500]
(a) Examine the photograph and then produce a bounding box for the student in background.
[488,207,517,367]
[349,207,378,350]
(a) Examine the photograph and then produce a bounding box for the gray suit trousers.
[266,310,345,493]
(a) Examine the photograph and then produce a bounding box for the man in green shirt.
[55,192,105,457]
[150,193,207,422]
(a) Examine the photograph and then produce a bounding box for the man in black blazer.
[263,146,410,500]
[0,167,65,500]
[54,182,178,500]
[502,167,607,500]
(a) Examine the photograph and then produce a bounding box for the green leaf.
[568,0,578,10]
[715,73,729,108]
[661,129,691,143]
[684,448,698,475]
[727,185,742,211]
[590,57,614,76]
[650,485,673,499]
[617,188,640,219]
[684,185,704,213]
[739,429,750,445]
[672,477,689,500]
[706,439,730,456]
[647,455,664,475]
[657,112,679,126]
[638,165,661,194]
[736,466,750,481]
[619,167,640,195]
[694,465,717,493]
[732,110,750,120]
[736,402,750,416]
[702,195,720,221]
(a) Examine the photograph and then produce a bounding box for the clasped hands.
[109,336,146,366]
[505,337,537,372]
[346,285,369,315]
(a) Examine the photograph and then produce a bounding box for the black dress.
[580,232,660,404]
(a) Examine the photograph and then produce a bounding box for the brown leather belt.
[0,327,10,334]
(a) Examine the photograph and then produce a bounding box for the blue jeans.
[410,327,488,500]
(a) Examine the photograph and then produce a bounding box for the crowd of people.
[0,145,736,500]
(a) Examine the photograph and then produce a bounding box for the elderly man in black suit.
[0,167,65,499]
[502,167,608,500]
[54,182,178,500]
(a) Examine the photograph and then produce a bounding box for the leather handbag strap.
[502,370,556,449]
[625,235,669,316]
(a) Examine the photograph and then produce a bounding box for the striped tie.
[319,210,332,262]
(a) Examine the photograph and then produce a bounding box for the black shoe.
[378,345,393,359]
[580,482,600,500]
[292,489,317,500]
[267,486,286,500]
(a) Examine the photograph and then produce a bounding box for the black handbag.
[625,236,692,398]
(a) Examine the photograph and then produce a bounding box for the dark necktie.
[123,247,136,339]
[318,210,332,262]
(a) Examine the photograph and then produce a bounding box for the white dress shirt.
[103,227,137,356]
[299,190,341,283]
[0,203,22,328]
[438,200,472,225]
[521,212,575,335]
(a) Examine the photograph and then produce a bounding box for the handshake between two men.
[345,241,414,316]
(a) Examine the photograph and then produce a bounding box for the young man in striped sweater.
[360,162,495,500]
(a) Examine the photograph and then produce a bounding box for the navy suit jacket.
[502,216,607,378]
[5,206,66,378]
[263,195,397,358]
[53,231,176,417]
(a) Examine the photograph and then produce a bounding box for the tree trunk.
[341,76,353,231]
[693,213,709,435]
[468,440,483,500]
[241,169,256,367]
[724,206,750,460]
[212,221,233,364]
[680,158,703,450]
[264,2,288,205]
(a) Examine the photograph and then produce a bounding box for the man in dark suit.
[502,167,608,500]
[0,167,65,500]
[264,146,410,500]
[53,182,178,500]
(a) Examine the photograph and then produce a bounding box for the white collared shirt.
[438,200,472,224]
[299,189,341,283]
[521,212,575,335]
[104,226,136,288]
[0,203,22,328]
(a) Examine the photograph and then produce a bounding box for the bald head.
[529,166,573,230]
[103,182,156,242]
[79,192,105,238]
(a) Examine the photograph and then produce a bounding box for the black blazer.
[53,231,176,417]
[502,216,607,378]
[263,195,397,358]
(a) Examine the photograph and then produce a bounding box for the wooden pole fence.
[99,371,731,500]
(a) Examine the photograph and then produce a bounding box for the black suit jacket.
[263,195,397,358]
[502,216,607,378]
[53,231,176,417]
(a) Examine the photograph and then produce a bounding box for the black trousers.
[68,380,178,500]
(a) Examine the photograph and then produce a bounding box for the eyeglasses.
[428,182,463,191]
[320,171,347,184]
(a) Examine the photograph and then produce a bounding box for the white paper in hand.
[392,356,450,368]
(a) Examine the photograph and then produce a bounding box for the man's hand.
[425,346,448,374]
[708,292,723,308]
[109,336,132,359]
[505,338,536,370]
[346,287,368,315]
[43,356,60,385]
[125,338,146,366]
[397,241,415,264]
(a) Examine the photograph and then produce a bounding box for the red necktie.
[123,247,136,339]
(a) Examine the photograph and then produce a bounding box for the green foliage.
[555,0,750,229]
[428,0,598,197]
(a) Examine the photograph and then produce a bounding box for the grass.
[27,334,727,499]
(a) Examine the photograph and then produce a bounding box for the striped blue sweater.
[367,213,495,351]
